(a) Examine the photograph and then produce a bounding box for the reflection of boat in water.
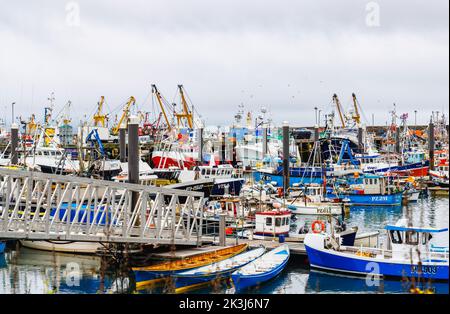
[306,270,449,294]
[5,247,117,294]
[15,247,102,269]
[0,254,6,268]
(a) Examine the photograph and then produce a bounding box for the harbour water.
[0,195,448,294]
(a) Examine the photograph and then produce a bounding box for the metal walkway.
[0,168,205,245]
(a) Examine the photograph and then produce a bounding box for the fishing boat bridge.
[0,168,205,245]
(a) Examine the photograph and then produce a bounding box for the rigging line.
[52,101,71,122]
[356,97,369,125]
[184,88,202,117]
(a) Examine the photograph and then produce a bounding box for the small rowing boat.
[132,243,248,287]
[173,247,266,293]
[231,244,290,292]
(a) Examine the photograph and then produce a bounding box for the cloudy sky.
[0,0,448,127]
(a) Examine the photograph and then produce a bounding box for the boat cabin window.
[275,218,281,227]
[422,233,432,245]
[390,230,403,244]
[406,231,419,245]
[265,217,272,226]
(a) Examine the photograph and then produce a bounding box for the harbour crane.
[112,96,136,135]
[351,93,361,125]
[151,84,172,132]
[93,96,108,127]
[332,94,346,128]
[175,85,194,129]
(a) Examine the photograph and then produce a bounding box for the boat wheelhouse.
[254,210,291,237]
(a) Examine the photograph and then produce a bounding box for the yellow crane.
[112,96,136,135]
[351,93,361,125]
[152,84,172,132]
[93,96,107,127]
[333,93,346,128]
[175,85,194,129]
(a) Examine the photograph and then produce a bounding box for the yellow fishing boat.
[133,244,248,288]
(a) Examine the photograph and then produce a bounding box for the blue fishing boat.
[173,247,266,293]
[253,167,324,187]
[304,219,449,280]
[327,173,404,206]
[0,241,5,254]
[231,245,290,292]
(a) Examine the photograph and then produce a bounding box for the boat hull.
[20,240,103,254]
[285,203,343,215]
[305,245,449,280]
[211,178,245,197]
[231,250,290,292]
[326,192,403,206]
[253,171,323,187]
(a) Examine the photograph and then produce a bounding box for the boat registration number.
[371,196,388,202]
[411,265,438,275]
[317,207,332,214]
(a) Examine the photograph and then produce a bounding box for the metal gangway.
[0,168,205,245]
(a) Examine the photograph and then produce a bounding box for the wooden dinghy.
[172,247,266,293]
[133,243,248,287]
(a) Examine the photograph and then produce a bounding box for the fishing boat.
[231,244,290,292]
[327,173,404,206]
[275,185,344,216]
[429,160,449,188]
[253,166,324,187]
[0,241,5,254]
[304,218,449,280]
[173,247,266,293]
[132,244,248,287]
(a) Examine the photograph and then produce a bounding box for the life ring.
[312,220,325,234]
[277,188,284,197]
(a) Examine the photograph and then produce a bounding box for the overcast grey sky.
[0,0,448,127]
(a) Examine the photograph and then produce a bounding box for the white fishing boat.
[275,185,344,215]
